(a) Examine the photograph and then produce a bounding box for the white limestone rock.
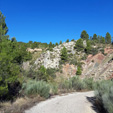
[34,41,76,69]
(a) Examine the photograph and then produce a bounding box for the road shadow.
[86,96,106,113]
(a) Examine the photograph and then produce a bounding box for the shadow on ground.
[86,96,106,113]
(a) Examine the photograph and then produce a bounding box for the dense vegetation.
[74,30,112,55]
[94,80,113,113]
[0,11,32,101]
[22,76,95,98]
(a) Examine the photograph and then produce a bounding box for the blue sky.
[0,0,113,43]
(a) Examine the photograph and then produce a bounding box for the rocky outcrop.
[104,47,113,54]
[82,51,113,80]
[34,51,60,69]
[86,53,105,64]
[34,41,76,69]
[62,64,77,78]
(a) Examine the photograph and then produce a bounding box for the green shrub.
[91,48,98,56]
[77,62,83,68]
[59,76,94,92]
[46,68,57,79]
[50,83,58,95]
[36,66,49,81]
[70,58,77,65]
[94,80,113,113]
[25,66,57,82]
[60,79,72,91]
[70,76,85,90]
[24,68,37,79]
[83,78,94,90]
[81,54,87,60]
[22,80,50,98]
[60,70,63,73]
[76,66,82,75]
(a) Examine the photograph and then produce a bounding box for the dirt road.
[25,91,96,113]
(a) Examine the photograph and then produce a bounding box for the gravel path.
[25,91,96,113]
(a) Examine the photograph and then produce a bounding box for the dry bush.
[0,96,44,113]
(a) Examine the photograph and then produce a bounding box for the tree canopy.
[105,32,111,44]
[59,40,62,44]
[61,47,68,63]
[66,39,69,42]
[85,40,92,54]
[92,34,97,40]
[74,39,84,51]
[0,11,8,39]
[80,30,89,40]
[0,11,31,100]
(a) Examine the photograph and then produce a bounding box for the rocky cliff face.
[82,48,113,80]
[34,41,76,69]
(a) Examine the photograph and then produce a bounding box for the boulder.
[27,48,42,53]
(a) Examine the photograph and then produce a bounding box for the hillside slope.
[23,41,113,80]
[82,49,113,80]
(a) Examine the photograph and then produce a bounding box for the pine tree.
[0,11,9,41]
[100,36,105,44]
[11,37,17,42]
[80,30,89,40]
[74,39,84,51]
[52,43,54,47]
[59,40,62,44]
[105,32,111,44]
[92,34,97,40]
[66,39,69,42]
[61,47,68,63]
[49,42,53,48]
[49,42,53,51]
[85,40,92,54]
[71,39,74,41]
[0,12,19,99]
[28,41,33,48]
[55,42,58,46]
[0,11,31,100]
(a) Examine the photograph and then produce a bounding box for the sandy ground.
[25,91,96,113]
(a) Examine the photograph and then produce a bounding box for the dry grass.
[0,101,11,108]
[0,96,45,113]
